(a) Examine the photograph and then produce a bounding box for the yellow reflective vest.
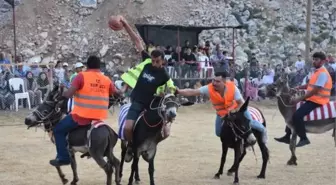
[121,59,176,94]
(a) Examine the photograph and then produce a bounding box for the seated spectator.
[24,71,42,107]
[30,61,42,78]
[168,46,182,66]
[0,52,11,73]
[36,72,50,100]
[14,63,28,78]
[0,71,14,110]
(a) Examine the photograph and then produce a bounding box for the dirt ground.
[0,103,335,185]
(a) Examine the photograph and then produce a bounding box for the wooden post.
[305,0,313,64]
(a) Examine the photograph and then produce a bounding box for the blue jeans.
[292,101,321,139]
[53,114,78,162]
[214,110,265,137]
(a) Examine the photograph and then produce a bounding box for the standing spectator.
[36,72,50,100]
[24,71,42,107]
[248,53,259,68]
[182,40,191,54]
[70,62,84,82]
[182,48,197,77]
[204,40,211,57]
[54,61,65,84]
[295,54,305,71]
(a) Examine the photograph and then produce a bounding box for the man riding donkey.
[274,51,333,147]
[49,55,123,166]
[176,71,267,144]
[116,16,176,162]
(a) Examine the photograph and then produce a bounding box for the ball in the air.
[108,16,123,31]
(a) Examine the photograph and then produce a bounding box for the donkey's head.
[151,93,193,122]
[25,85,67,130]
[274,73,291,96]
[225,97,257,145]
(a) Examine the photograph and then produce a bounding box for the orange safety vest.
[306,66,332,105]
[208,81,239,118]
[71,71,111,120]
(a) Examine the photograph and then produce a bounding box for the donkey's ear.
[239,97,250,112]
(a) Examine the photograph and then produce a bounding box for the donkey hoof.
[233,181,239,185]
[257,174,265,179]
[70,180,78,185]
[62,179,69,184]
[135,180,140,184]
[227,170,234,176]
[213,173,220,179]
[287,160,298,166]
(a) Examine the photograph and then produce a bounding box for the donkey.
[274,74,336,165]
[24,85,122,185]
[118,94,192,185]
[214,97,269,184]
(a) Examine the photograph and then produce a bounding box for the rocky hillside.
[0,0,335,66]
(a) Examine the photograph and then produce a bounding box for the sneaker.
[124,146,133,163]
[296,138,310,147]
[49,158,70,167]
[274,135,290,144]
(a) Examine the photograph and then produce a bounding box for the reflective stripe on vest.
[306,67,332,105]
[208,81,238,117]
[71,71,111,120]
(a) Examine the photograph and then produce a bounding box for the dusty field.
[0,103,335,185]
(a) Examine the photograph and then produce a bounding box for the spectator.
[204,40,211,57]
[295,54,305,71]
[63,62,69,71]
[169,46,182,65]
[54,61,65,84]
[182,40,190,54]
[30,61,42,77]
[248,53,259,68]
[24,71,42,107]
[36,72,50,100]
[164,46,173,55]
[70,62,84,82]
[0,71,14,110]
[182,48,197,76]
[147,41,155,54]
[13,63,27,78]
[0,52,10,73]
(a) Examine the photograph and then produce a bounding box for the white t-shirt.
[261,75,274,85]
[295,60,305,70]
[54,68,65,84]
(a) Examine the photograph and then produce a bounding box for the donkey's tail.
[106,125,119,149]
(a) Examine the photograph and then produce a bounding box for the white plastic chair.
[167,66,177,78]
[8,78,31,111]
[200,66,214,78]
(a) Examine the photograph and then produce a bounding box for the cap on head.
[74,62,84,68]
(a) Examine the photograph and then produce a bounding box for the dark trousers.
[286,101,321,139]
[53,114,78,162]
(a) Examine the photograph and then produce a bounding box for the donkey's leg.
[287,131,298,166]
[108,151,121,185]
[233,144,243,185]
[214,142,228,179]
[148,149,157,185]
[55,166,69,184]
[90,145,113,185]
[69,151,79,185]
[228,148,246,176]
[256,132,269,179]
[128,149,140,185]
[120,140,127,179]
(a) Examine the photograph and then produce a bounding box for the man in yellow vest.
[275,52,332,147]
[118,16,176,161]
[176,71,267,143]
[50,55,122,166]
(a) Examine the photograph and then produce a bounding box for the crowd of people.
[0,41,335,109]
[0,53,86,110]
[144,42,336,102]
